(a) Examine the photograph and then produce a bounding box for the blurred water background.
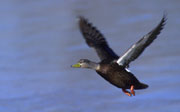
[0,0,180,112]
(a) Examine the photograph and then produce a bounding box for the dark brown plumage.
[79,16,119,60]
[96,60,148,90]
[72,15,166,96]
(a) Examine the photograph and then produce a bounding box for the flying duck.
[72,15,166,96]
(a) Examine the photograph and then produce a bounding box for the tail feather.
[135,83,148,90]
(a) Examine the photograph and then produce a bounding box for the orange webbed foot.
[130,85,135,96]
[122,89,132,97]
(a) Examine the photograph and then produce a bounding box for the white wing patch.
[125,68,131,72]
[116,36,149,66]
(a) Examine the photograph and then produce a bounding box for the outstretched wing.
[117,15,166,67]
[79,16,119,60]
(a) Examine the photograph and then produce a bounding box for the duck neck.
[87,61,100,70]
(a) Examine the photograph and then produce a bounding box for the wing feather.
[117,15,166,67]
[79,16,119,60]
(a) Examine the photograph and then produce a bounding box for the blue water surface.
[0,0,180,112]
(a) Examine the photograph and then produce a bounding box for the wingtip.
[162,12,167,26]
[163,11,168,19]
[77,16,90,30]
[78,16,84,20]
[77,16,87,23]
[157,13,167,31]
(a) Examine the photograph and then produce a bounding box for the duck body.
[96,59,148,90]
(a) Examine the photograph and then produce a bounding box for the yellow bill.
[71,63,81,68]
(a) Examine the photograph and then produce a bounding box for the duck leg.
[130,85,135,96]
[122,89,132,96]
